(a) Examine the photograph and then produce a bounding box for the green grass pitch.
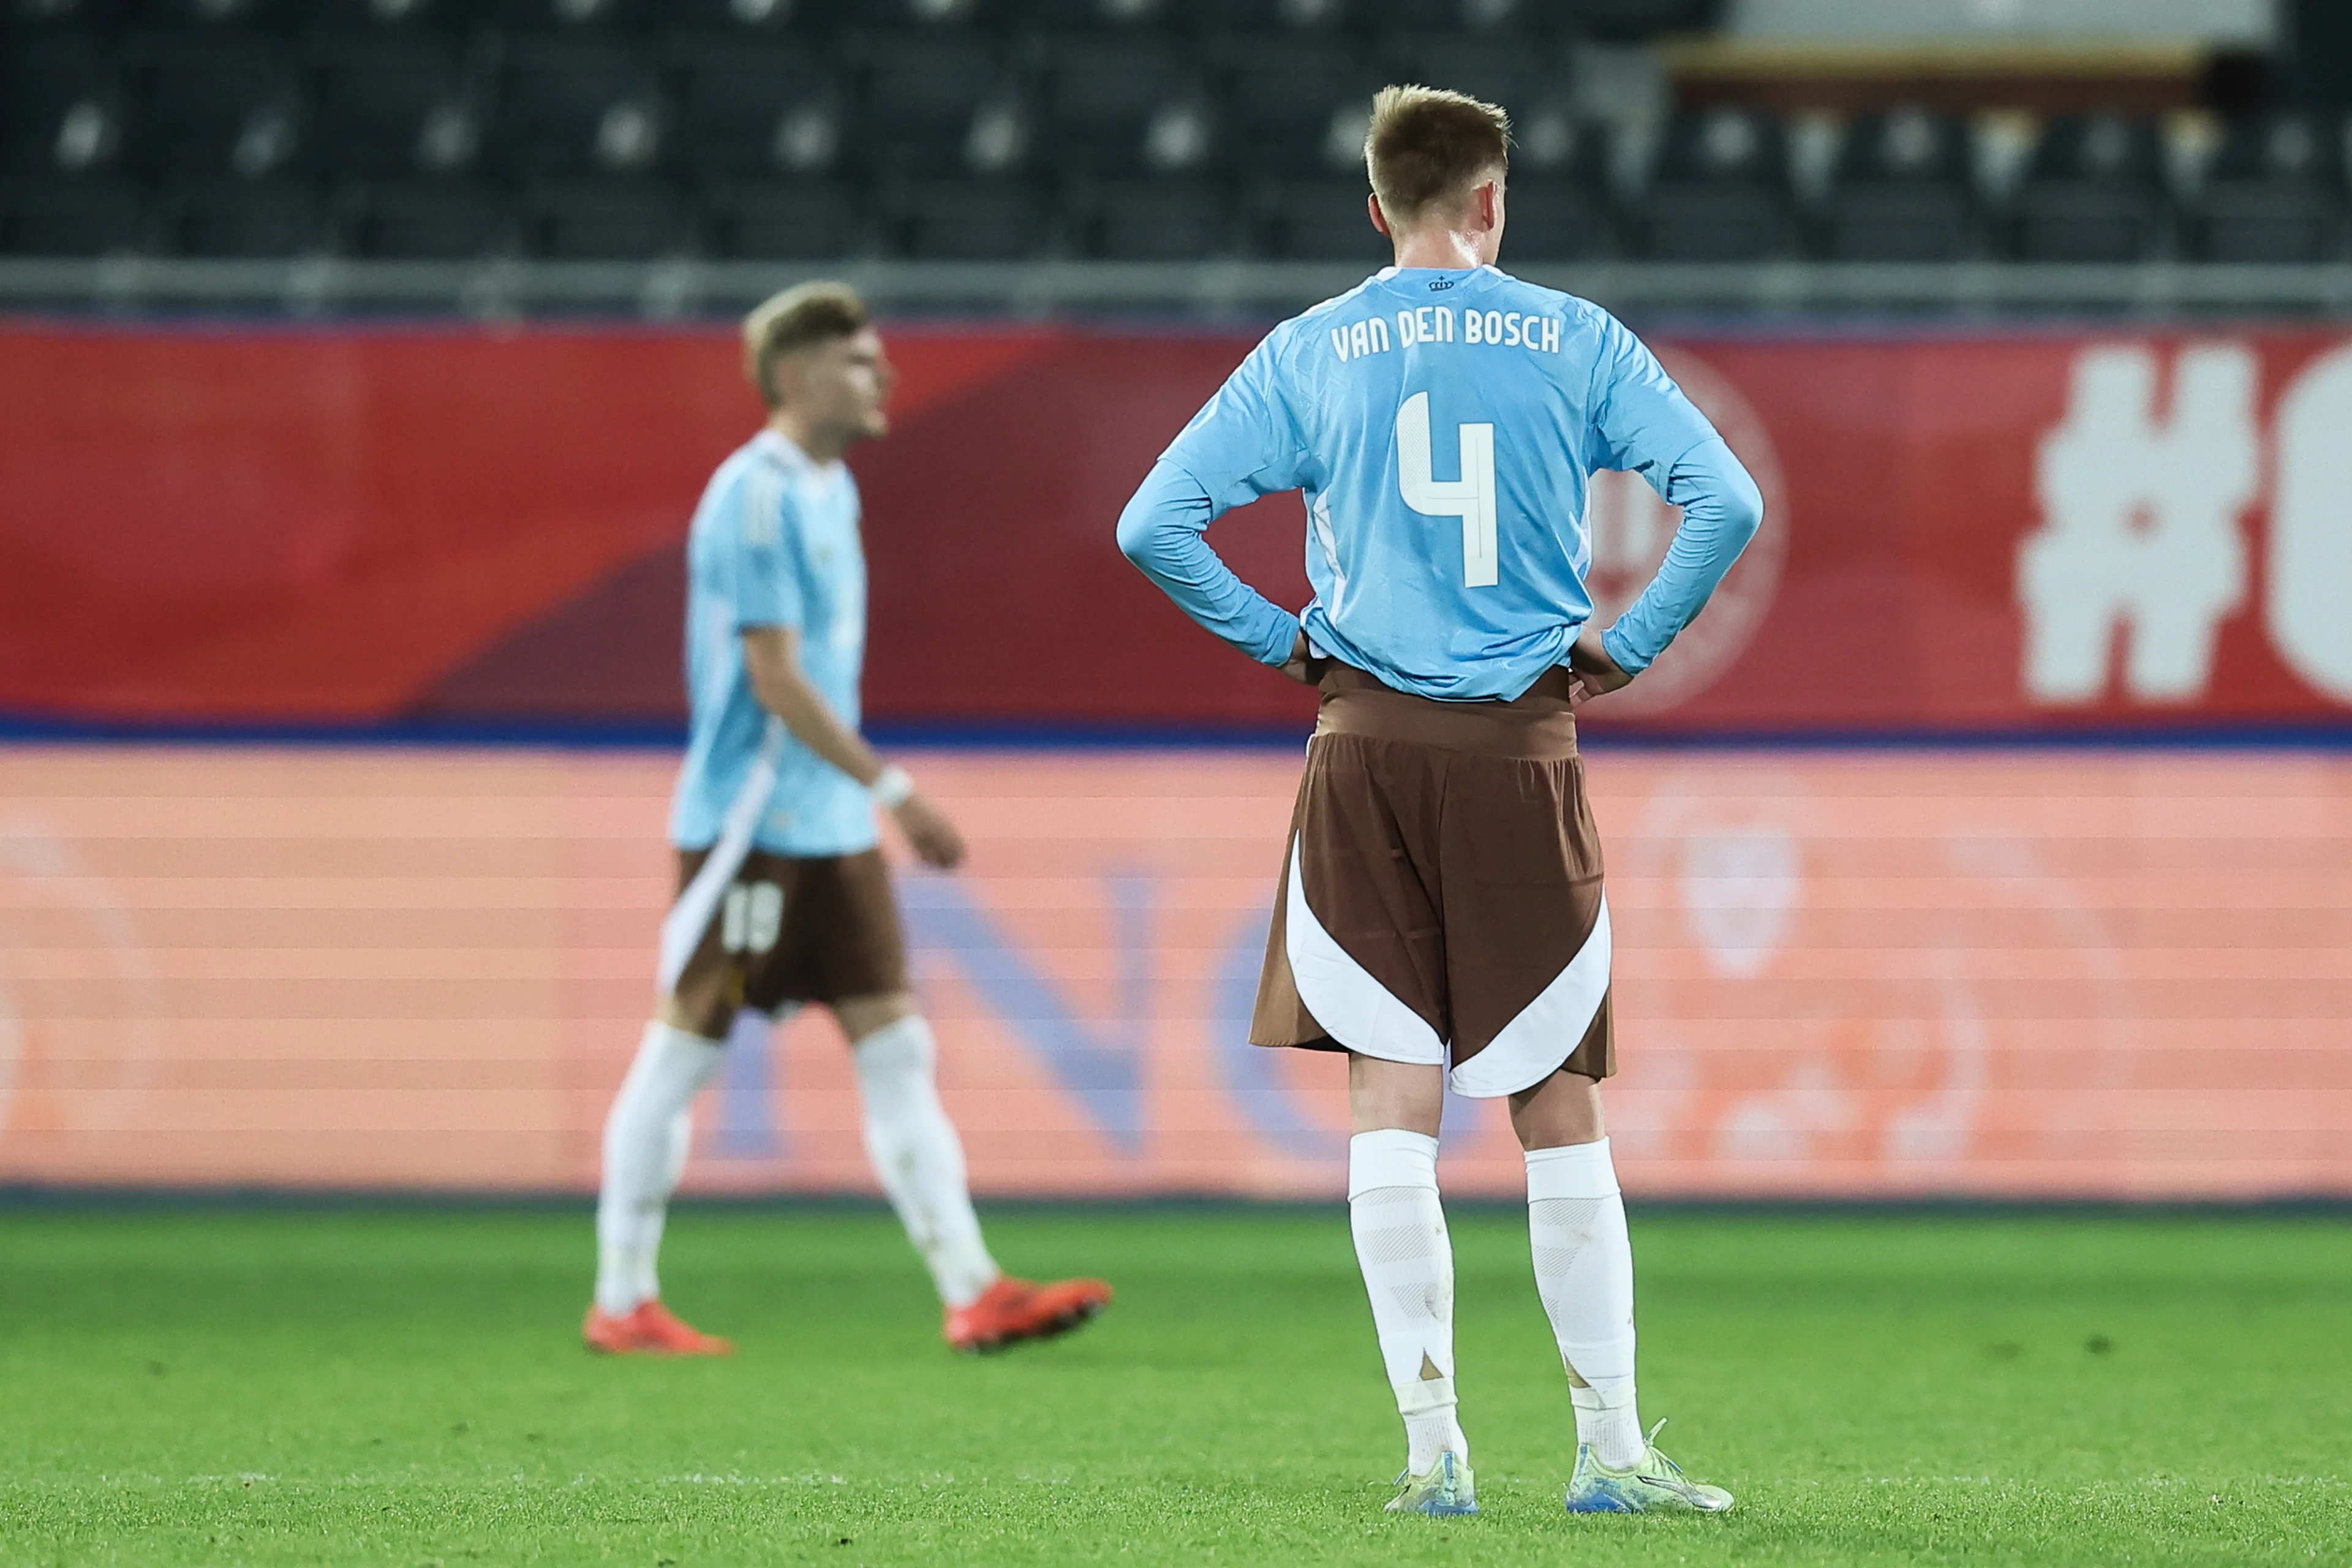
[3,1206,2348,1567]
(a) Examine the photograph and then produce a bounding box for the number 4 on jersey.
[1396,391,1499,588]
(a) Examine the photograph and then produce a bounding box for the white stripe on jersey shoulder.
[742,439,792,550]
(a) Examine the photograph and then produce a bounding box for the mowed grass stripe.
[1,1208,2346,1566]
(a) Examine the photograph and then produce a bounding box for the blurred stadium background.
[2,0,2349,1210]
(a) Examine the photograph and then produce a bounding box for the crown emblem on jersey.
[1428,279,1456,290]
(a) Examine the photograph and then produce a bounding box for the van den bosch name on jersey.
[1329,307,1565,363]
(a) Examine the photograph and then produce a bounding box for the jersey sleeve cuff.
[1600,622,1653,674]
[1253,610,1305,666]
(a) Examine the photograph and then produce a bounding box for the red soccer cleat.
[943,1275,1114,1354]
[581,1300,734,1357]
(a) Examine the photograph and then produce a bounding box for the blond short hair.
[743,281,869,409]
[1365,84,1512,227]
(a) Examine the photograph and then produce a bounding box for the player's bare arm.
[741,624,965,870]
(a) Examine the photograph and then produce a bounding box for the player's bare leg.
[1512,1069,1731,1512]
[1349,1055,1477,1517]
[837,990,1112,1352]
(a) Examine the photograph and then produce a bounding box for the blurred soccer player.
[586,283,1112,1357]
[1119,88,1760,1517]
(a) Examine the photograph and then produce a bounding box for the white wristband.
[869,764,915,809]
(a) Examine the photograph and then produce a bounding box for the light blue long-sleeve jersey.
[669,429,878,858]
[1117,265,1764,700]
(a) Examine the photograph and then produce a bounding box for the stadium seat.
[1371,31,1541,110]
[1632,107,1793,260]
[2186,113,2345,263]
[2,0,133,29]
[308,36,473,176]
[667,40,835,178]
[891,175,1044,258]
[659,0,817,33]
[1362,0,1544,31]
[846,30,1005,173]
[160,175,326,254]
[521,176,688,257]
[1569,0,1717,41]
[2008,113,2166,262]
[701,176,863,256]
[1081,176,1231,258]
[124,37,303,178]
[1214,35,1378,179]
[304,0,473,32]
[1819,107,1975,261]
[3,34,120,175]
[1501,178,1611,260]
[349,175,508,255]
[1256,175,1385,259]
[0,174,147,253]
[1021,0,1181,29]
[481,0,652,31]
[1033,33,1202,175]
[137,0,310,31]
[491,36,663,176]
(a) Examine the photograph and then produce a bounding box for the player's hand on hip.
[1277,630,1325,687]
[893,793,967,870]
[1567,625,1635,709]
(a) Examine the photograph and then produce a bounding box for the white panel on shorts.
[1284,837,1446,1068]
[1449,895,1613,1099]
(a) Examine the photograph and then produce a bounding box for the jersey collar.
[752,427,844,480]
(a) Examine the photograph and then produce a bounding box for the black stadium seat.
[849,31,1004,173]
[3,35,119,174]
[1034,33,1200,174]
[2008,113,2166,262]
[702,176,862,257]
[1820,107,1974,261]
[162,175,326,255]
[521,176,687,257]
[1633,107,1793,260]
[892,175,1042,258]
[0,173,146,253]
[667,39,835,178]
[1215,35,1377,179]
[2187,113,2345,263]
[1083,176,1230,258]
[309,36,472,176]
[125,37,302,177]
[1257,175,1385,259]
[491,36,662,176]
[349,176,508,256]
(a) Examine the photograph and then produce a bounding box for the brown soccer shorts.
[668,846,911,1040]
[1251,665,1614,1096]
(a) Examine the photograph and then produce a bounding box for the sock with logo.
[1349,1128,1469,1474]
[1526,1137,1646,1469]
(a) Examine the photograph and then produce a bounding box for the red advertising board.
[2,321,2350,734]
[4,744,2346,1199]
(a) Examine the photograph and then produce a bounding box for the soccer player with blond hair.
[585,282,1111,1357]
[1120,87,1760,1517]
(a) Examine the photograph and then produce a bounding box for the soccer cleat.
[1564,1419,1733,1514]
[581,1300,734,1357]
[943,1275,1113,1353]
[1385,1451,1479,1517]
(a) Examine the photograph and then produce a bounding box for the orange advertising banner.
[1,744,2346,1200]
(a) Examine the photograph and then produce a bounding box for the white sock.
[1349,1128,1468,1474]
[594,1021,727,1316]
[853,1015,1000,1310]
[1526,1137,1646,1469]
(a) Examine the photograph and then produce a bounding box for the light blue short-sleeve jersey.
[1117,265,1763,701]
[668,429,877,858]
